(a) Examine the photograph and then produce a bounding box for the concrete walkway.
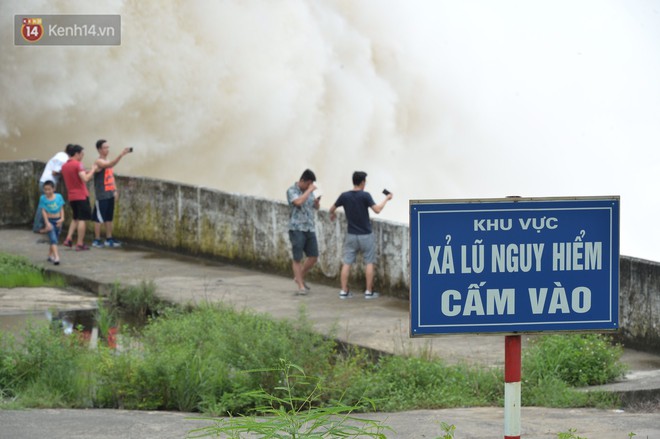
[0,228,659,438]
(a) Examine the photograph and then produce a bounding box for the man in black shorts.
[92,139,131,248]
[287,169,321,295]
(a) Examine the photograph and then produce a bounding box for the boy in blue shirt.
[38,180,65,265]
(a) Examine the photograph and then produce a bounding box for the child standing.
[38,180,65,265]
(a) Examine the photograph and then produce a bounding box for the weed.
[352,355,502,411]
[557,428,587,439]
[436,422,456,439]
[188,360,391,438]
[524,334,627,387]
[108,280,166,324]
[95,300,117,343]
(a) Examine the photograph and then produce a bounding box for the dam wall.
[2,160,658,352]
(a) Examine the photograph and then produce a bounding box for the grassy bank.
[0,302,625,413]
[0,253,627,414]
[0,252,65,288]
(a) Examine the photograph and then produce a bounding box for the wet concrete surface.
[0,227,659,438]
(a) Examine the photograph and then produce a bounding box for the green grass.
[0,252,635,436]
[0,253,629,412]
[189,360,392,438]
[0,301,627,413]
[0,252,65,288]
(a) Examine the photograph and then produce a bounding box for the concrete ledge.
[2,159,660,350]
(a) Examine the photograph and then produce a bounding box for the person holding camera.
[329,171,393,299]
[91,139,132,248]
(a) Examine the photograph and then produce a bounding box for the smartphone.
[382,189,391,196]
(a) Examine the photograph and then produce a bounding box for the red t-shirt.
[61,159,89,201]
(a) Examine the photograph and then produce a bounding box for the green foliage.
[523,334,628,387]
[0,322,93,406]
[522,334,627,407]
[557,428,588,439]
[436,422,456,439]
[108,280,166,324]
[136,304,338,413]
[95,300,117,342]
[0,302,631,414]
[556,428,638,439]
[188,360,391,439]
[350,355,502,411]
[0,252,64,288]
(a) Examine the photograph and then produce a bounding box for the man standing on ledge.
[92,139,131,248]
[287,169,320,295]
[329,171,393,299]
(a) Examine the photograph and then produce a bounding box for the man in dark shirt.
[329,171,393,299]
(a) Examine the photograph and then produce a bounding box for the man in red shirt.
[61,144,97,251]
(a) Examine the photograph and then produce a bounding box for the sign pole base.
[504,335,521,439]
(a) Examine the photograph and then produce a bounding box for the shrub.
[108,280,166,324]
[136,304,338,413]
[353,356,502,411]
[523,334,627,387]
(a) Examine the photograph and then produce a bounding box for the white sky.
[395,0,660,262]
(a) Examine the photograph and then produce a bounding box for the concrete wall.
[2,160,659,352]
[111,175,410,295]
[619,257,660,352]
[0,160,41,226]
[0,160,409,297]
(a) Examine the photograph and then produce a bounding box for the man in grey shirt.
[287,169,320,295]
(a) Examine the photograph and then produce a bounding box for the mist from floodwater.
[2,0,659,262]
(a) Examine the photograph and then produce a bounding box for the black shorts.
[70,198,92,221]
[93,197,115,223]
[288,230,319,261]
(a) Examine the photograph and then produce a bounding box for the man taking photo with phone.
[329,171,393,299]
[91,139,131,248]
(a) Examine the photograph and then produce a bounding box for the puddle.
[0,308,98,341]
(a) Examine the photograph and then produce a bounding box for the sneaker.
[339,290,353,299]
[47,256,54,263]
[105,238,122,248]
[295,289,308,296]
[92,240,104,248]
[75,244,90,251]
[63,239,73,248]
[53,259,60,266]
[364,291,380,300]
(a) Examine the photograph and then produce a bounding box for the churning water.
[2,1,659,261]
